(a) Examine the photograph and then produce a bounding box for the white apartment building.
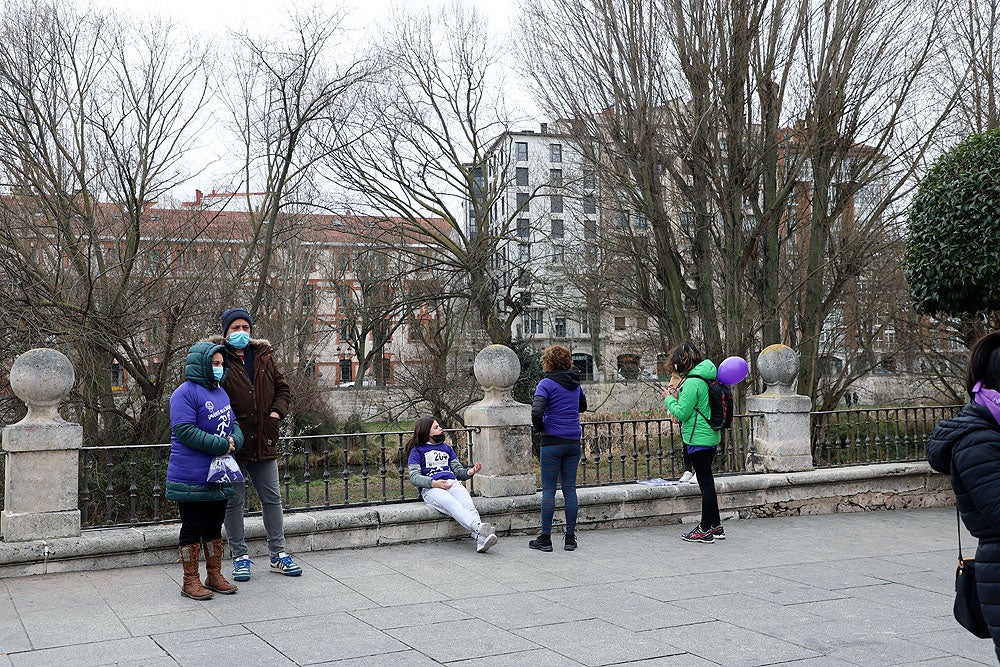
[476,126,667,381]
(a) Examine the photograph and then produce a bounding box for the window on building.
[339,359,353,383]
[585,246,598,262]
[550,195,563,213]
[549,169,563,187]
[516,167,529,187]
[636,316,648,330]
[680,212,694,233]
[614,316,626,331]
[516,192,530,212]
[550,219,564,239]
[305,361,317,379]
[518,269,532,287]
[518,243,530,261]
[633,213,647,229]
[554,317,567,337]
[302,283,315,308]
[552,245,564,263]
[515,141,528,161]
[583,194,596,215]
[583,168,596,190]
[339,320,351,342]
[110,363,124,391]
[525,309,544,334]
[549,143,562,163]
[408,318,427,342]
[376,356,391,385]
[615,212,628,227]
[579,310,593,334]
[583,218,597,239]
[517,217,530,238]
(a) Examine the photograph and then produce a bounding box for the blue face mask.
[228,331,250,349]
[212,366,225,381]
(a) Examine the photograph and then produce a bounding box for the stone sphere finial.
[757,344,799,396]
[473,345,521,405]
[9,348,75,423]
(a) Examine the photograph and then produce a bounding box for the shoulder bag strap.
[958,506,965,562]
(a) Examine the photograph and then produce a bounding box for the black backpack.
[687,374,734,431]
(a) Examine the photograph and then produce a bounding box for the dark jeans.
[540,442,582,535]
[682,444,692,472]
[177,499,228,546]
[689,448,720,528]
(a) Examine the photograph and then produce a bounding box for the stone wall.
[0,462,951,577]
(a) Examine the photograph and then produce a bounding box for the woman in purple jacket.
[530,345,587,551]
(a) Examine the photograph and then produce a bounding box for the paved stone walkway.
[0,507,994,666]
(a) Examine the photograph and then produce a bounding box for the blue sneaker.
[270,552,302,576]
[232,555,252,582]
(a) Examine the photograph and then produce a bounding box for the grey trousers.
[224,458,286,559]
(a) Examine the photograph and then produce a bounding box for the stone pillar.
[745,344,814,473]
[2,349,83,541]
[463,345,537,497]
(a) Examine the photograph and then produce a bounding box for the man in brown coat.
[216,308,302,580]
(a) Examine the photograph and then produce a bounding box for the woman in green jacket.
[660,341,723,543]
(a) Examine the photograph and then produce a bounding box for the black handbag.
[955,509,991,638]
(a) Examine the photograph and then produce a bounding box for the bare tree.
[791,0,950,400]
[217,6,374,314]
[329,2,529,345]
[937,0,1000,135]
[0,1,212,444]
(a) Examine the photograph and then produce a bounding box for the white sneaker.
[479,521,494,536]
[476,532,498,553]
[679,471,694,483]
[688,474,698,484]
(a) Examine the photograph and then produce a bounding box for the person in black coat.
[927,330,1000,660]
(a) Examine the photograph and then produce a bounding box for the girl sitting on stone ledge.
[404,417,497,553]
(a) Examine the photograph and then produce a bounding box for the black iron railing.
[576,413,757,487]
[42,404,964,529]
[78,428,476,529]
[810,405,961,467]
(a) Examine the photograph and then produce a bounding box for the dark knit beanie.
[221,307,253,334]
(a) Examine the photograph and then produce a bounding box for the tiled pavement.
[0,507,995,666]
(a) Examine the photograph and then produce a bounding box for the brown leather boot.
[203,538,238,594]
[179,543,213,600]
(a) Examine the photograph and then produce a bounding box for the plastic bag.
[207,455,244,483]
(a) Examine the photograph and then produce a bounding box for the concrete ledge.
[0,463,952,577]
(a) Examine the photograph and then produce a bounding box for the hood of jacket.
[927,402,995,474]
[185,341,227,388]
[685,358,718,382]
[547,369,581,391]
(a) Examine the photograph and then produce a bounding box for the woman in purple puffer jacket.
[529,345,587,552]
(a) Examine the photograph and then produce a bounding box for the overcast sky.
[87,0,529,205]
[95,0,516,35]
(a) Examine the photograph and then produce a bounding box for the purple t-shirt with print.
[407,443,459,481]
[168,381,236,485]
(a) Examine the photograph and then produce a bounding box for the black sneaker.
[529,534,553,552]
[564,533,577,551]
[682,525,715,543]
[710,524,726,540]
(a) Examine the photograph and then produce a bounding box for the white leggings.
[421,482,482,537]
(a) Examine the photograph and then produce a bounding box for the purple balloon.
[717,356,749,385]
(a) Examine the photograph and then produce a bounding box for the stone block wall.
[0,462,952,577]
